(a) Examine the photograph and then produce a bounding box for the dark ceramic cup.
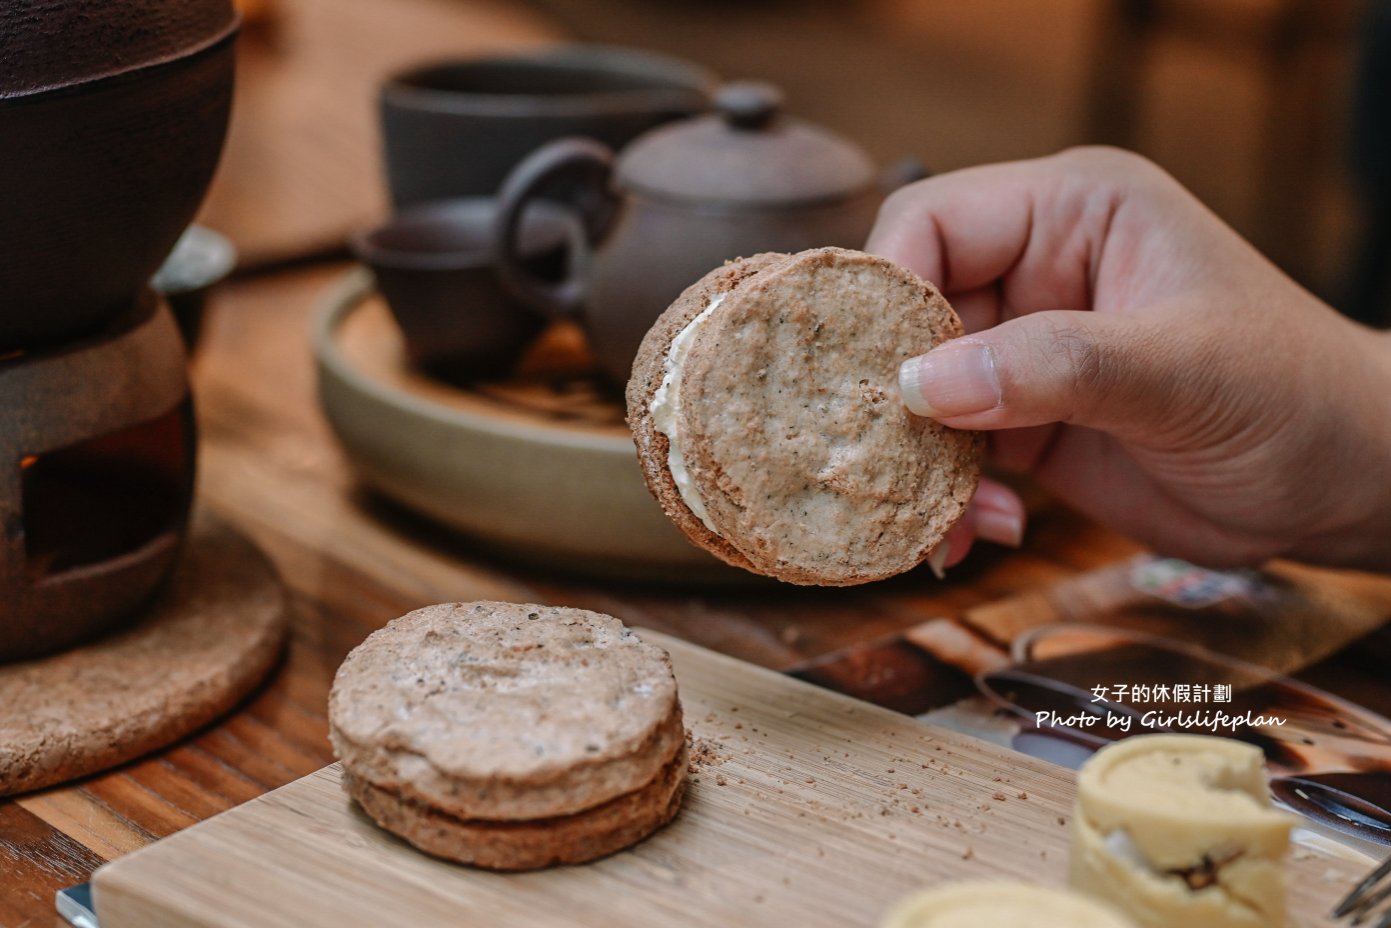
[350,198,574,381]
[379,44,716,209]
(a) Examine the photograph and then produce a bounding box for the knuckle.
[1029,316,1108,421]
[1063,329,1105,394]
[1053,147,1180,206]
[877,180,928,223]
[1056,145,1155,178]
[1045,317,1104,379]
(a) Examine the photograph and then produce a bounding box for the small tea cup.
[350,198,572,381]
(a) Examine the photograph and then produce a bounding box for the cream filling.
[651,291,953,578]
[1102,826,1244,893]
[651,293,724,534]
[1104,828,1151,872]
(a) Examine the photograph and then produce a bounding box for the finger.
[933,477,1027,571]
[867,149,1139,319]
[868,147,1230,328]
[970,477,1026,547]
[867,162,1040,294]
[942,283,1000,335]
[936,519,974,570]
[899,308,1202,442]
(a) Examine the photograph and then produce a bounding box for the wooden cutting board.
[91,632,1367,927]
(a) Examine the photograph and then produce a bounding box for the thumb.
[899,309,1194,437]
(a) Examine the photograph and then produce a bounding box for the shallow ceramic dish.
[313,270,751,584]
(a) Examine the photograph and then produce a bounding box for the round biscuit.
[329,602,683,821]
[342,741,687,871]
[629,247,981,585]
[627,252,795,574]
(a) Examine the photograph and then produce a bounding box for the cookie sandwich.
[628,247,981,585]
[329,602,686,870]
[1069,734,1295,928]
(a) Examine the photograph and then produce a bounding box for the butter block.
[1069,734,1295,928]
[881,881,1137,928]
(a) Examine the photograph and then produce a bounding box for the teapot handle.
[494,137,617,320]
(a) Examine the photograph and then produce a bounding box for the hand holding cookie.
[872,147,1391,572]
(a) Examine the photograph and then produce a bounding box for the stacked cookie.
[1069,734,1294,928]
[329,602,687,870]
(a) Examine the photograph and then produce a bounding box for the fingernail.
[927,540,950,579]
[898,341,1002,418]
[973,507,1024,548]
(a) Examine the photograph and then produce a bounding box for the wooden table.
[3,1,1388,925]
[0,263,1140,928]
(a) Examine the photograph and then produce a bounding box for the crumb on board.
[687,737,730,773]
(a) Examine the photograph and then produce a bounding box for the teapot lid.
[614,81,876,207]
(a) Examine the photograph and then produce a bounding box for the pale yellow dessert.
[881,881,1137,928]
[1069,734,1295,928]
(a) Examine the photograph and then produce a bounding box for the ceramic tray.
[313,269,748,584]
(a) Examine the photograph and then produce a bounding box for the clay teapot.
[494,81,904,384]
[0,0,239,350]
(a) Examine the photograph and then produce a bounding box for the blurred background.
[522,0,1389,325]
[212,0,1391,326]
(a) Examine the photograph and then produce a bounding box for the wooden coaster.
[0,509,287,796]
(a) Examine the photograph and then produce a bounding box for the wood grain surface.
[4,1,1388,924]
[91,632,1370,928]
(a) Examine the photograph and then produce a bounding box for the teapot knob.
[716,81,784,131]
